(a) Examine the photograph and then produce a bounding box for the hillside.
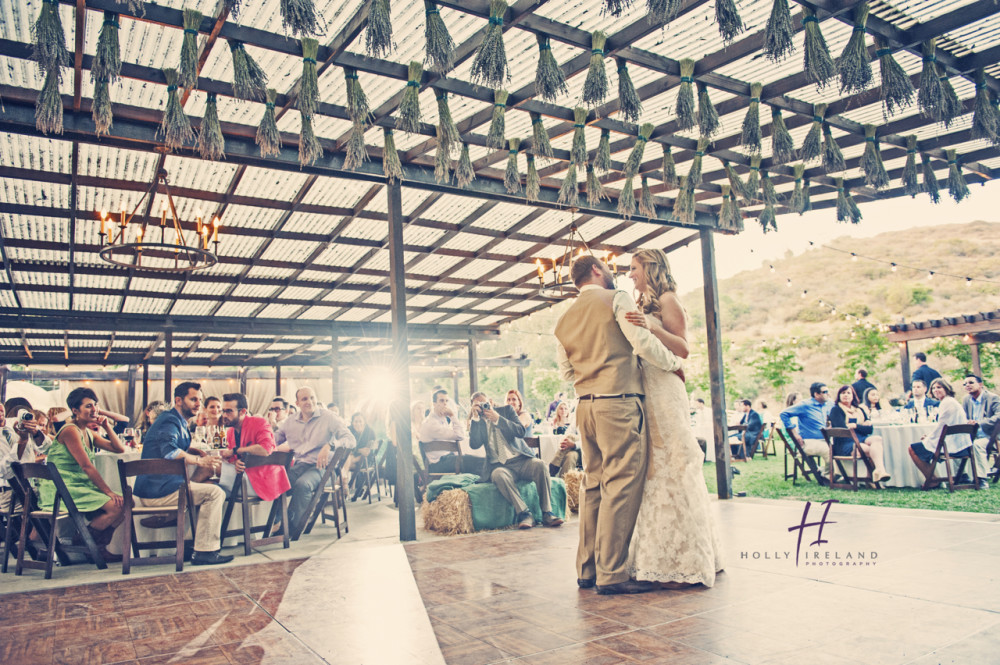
[467,221,1000,413]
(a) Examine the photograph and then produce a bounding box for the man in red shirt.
[220,393,291,501]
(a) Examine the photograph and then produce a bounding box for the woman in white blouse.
[907,378,969,486]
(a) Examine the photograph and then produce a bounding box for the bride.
[623,248,724,588]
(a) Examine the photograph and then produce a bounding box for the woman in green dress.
[40,387,129,562]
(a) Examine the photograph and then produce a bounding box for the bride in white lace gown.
[624,249,724,587]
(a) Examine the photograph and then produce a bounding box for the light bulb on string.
[966,278,972,287]
[800,290,807,298]
[786,279,792,288]
[851,253,858,262]
[769,265,775,273]
[927,271,934,281]
[890,263,897,272]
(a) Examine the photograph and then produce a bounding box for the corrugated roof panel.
[260,237,321,263]
[0,133,73,173]
[75,273,127,291]
[215,300,259,317]
[340,217,386,241]
[297,305,338,320]
[313,242,372,267]
[16,270,69,287]
[282,211,337,235]
[336,307,381,321]
[231,283,277,299]
[279,285,324,301]
[162,154,240,194]
[0,178,70,208]
[170,299,218,316]
[74,293,120,311]
[236,166,311,202]
[2,214,68,242]
[122,297,170,314]
[322,288,363,303]
[247,265,297,279]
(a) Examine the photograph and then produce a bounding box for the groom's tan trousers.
[575,394,647,586]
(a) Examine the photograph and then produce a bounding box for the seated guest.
[961,374,997,490]
[904,380,939,423]
[135,401,167,435]
[347,412,376,500]
[219,393,290,500]
[135,382,233,566]
[546,391,566,420]
[37,388,128,562]
[731,399,762,459]
[861,388,887,422]
[274,387,355,534]
[549,401,574,435]
[909,378,971,487]
[189,395,223,433]
[417,388,481,475]
[548,434,581,478]
[47,406,70,436]
[468,392,562,529]
[780,382,833,480]
[829,386,890,482]
[851,369,876,408]
[505,389,534,429]
[1,401,49,518]
[267,397,289,434]
[758,401,774,428]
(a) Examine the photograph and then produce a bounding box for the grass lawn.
[701,453,999,515]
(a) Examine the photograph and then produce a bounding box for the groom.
[554,255,682,595]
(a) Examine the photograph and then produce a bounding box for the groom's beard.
[601,273,614,289]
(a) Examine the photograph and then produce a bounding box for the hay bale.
[422,489,474,536]
[563,469,583,514]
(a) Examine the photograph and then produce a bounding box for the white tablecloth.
[873,423,936,488]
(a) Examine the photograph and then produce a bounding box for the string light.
[769,264,775,273]
[851,253,858,261]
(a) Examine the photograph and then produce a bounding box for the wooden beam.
[164,331,172,402]
[700,229,732,500]
[144,333,165,360]
[126,364,137,423]
[888,317,1000,342]
[899,341,911,393]
[468,339,479,396]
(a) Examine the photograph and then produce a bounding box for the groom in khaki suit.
[554,256,682,595]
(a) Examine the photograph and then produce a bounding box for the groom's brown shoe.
[596,580,657,595]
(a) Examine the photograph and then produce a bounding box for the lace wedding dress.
[626,328,724,586]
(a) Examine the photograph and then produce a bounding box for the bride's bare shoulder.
[657,292,687,333]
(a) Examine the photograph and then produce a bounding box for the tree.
[752,341,803,398]
[928,338,1000,388]
[836,323,895,385]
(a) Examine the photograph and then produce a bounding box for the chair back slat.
[420,440,461,456]
[523,437,542,458]
[940,423,979,446]
[330,446,353,471]
[15,462,54,483]
[240,451,294,469]
[119,458,187,479]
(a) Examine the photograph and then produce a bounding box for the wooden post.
[899,341,911,393]
[970,342,982,377]
[700,229,732,500]
[387,180,416,541]
[125,365,137,423]
[516,365,525,401]
[330,336,341,414]
[468,339,479,396]
[275,364,282,397]
[0,365,7,403]
[238,367,248,395]
[452,371,460,405]
[163,331,173,403]
[141,362,149,409]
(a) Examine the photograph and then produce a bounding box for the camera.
[18,410,34,422]
[481,402,491,411]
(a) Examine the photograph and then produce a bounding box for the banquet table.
[873,423,936,488]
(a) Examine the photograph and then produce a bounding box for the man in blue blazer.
[903,379,939,423]
[469,392,562,530]
[732,399,763,459]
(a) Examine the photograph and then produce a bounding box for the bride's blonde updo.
[633,248,677,316]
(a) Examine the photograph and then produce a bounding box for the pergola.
[3,0,1000,537]
[889,308,1000,389]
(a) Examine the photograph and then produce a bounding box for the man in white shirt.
[0,402,48,515]
[903,380,939,424]
[417,389,481,475]
[961,375,998,490]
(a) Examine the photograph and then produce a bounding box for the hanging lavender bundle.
[504,138,521,193]
[921,153,940,204]
[582,31,609,107]
[761,169,777,208]
[197,93,225,160]
[803,7,834,89]
[36,69,63,135]
[938,66,961,128]
[230,41,267,102]
[770,108,794,165]
[603,0,632,18]
[299,114,323,166]
[382,127,403,184]
[617,176,637,219]
[790,163,806,214]
[715,0,744,44]
[345,123,368,171]
[535,34,567,102]
[179,9,202,90]
[723,160,748,203]
[844,181,862,223]
[638,175,656,218]
[971,68,1000,142]
[623,122,653,178]
[586,164,607,206]
[257,88,281,157]
[764,0,794,63]
[570,107,588,165]
[822,123,845,173]
[697,82,720,138]
[471,0,509,88]
[860,124,888,188]
[435,90,460,152]
[740,82,762,153]
[676,59,696,132]
[397,61,423,133]
[835,177,861,223]
[298,39,320,118]
[530,112,553,159]
[158,69,194,149]
[719,183,734,229]
[31,0,70,75]
[800,103,826,163]
[281,0,322,37]
[758,202,776,233]
[594,127,611,173]
[745,155,761,202]
[918,40,944,121]
[946,149,969,203]
[93,75,113,136]
[724,187,744,232]
[344,67,373,127]
[687,137,708,188]
[93,12,121,83]
[648,0,683,28]
[424,1,455,75]
[902,136,919,197]
[366,0,393,58]
[675,176,695,225]
[455,143,476,188]
[487,89,508,150]
[616,58,642,124]
[802,178,812,212]
[557,162,579,207]
[875,36,913,118]
[526,154,540,202]
[838,3,872,94]
[661,145,677,188]
[224,0,244,20]
[434,128,450,183]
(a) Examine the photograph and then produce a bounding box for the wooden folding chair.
[117,458,196,574]
[419,440,463,481]
[729,425,764,462]
[220,451,293,556]
[986,429,999,484]
[11,462,106,579]
[773,427,821,484]
[821,427,881,491]
[758,423,776,458]
[351,442,384,504]
[300,446,352,540]
[523,436,542,459]
[921,424,982,492]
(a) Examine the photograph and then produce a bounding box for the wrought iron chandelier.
[97,167,220,273]
[534,211,619,300]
